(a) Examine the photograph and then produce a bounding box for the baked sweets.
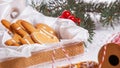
[1,19,59,46]
[21,21,59,44]
[1,19,22,46]
[16,20,26,30]
[10,23,35,44]
[5,33,23,46]
[98,43,120,68]
[1,19,14,34]
[35,23,57,36]
[57,61,98,68]
[1,19,12,31]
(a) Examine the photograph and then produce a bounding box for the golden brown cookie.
[35,23,57,36]
[98,43,120,68]
[21,20,59,44]
[10,23,34,44]
[12,33,22,43]
[20,20,36,34]
[1,19,23,46]
[10,23,28,37]
[31,31,59,44]
[1,19,11,31]
[5,33,23,46]
[1,19,13,34]
[16,20,26,30]
[5,39,20,46]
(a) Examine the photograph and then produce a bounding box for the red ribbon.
[51,44,72,68]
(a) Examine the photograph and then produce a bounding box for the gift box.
[0,5,89,68]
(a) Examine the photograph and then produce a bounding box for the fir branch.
[100,0,120,27]
[80,14,95,43]
[30,0,120,43]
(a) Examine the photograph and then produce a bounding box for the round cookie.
[98,43,120,68]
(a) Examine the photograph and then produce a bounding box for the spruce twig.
[30,0,120,43]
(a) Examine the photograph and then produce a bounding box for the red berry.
[76,18,81,23]
[68,15,77,22]
[76,18,81,25]
[61,10,71,18]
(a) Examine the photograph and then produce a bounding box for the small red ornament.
[76,18,81,25]
[68,15,77,22]
[76,18,81,23]
[59,10,81,25]
[61,10,71,18]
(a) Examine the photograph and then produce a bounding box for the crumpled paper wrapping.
[0,0,26,30]
[0,6,89,62]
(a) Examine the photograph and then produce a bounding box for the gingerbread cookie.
[4,33,24,46]
[1,19,59,46]
[21,20,59,44]
[10,23,34,44]
[35,23,57,36]
[1,19,13,33]
[98,43,120,68]
[5,39,20,46]
[16,20,26,30]
[1,19,23,46]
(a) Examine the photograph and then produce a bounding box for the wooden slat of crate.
[0,42,84,68]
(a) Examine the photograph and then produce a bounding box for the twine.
[111,32,120,44]
[51,43,73,68]
[52,49,56,68]
[98,45,107,68]
[99,32,120,68]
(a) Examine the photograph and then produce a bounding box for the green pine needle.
[30,0,120,43]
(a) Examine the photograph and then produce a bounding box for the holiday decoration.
[98,43,120,68]
[60,10,71,18]
[31,0,120,43]
[59,10,81,25]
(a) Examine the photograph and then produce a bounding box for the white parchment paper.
[0,6,89,62]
